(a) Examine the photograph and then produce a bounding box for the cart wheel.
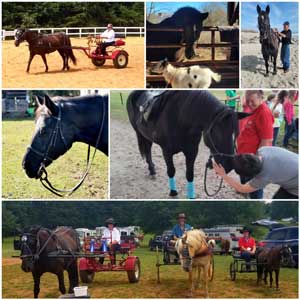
[127,258,141,283]
[80,270,95,283]
[113,51,128,68]
[208,257,214,281]
[92,58,106,67]
[230,262,236,281]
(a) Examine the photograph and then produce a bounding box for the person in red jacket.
[238,227,256,270]
[237,90,274,199]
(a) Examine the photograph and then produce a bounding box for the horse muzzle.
[14,40,20,47]
[21,261,34,273]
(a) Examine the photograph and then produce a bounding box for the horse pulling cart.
[155,238,214,283]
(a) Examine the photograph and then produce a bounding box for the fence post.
[79,28,82,38]
[211,30,215,61]
[140,27,142,37]
[125,27,127,38]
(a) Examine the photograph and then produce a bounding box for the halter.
[203,108,237,197]
[29,100,106,197]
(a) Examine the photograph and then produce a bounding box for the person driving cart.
[238,227,256,270]
[100,218,120,265]
[100,24,115,55]
[172,213,192,240]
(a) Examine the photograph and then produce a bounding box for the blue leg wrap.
[186,181,195,199]
[169,177,177,191]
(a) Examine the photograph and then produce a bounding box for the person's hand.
[212,161,226,177]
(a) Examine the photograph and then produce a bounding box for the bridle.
[203,108,237,197]
[28,100,106,197]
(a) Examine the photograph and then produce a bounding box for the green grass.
[2,236,298,298]
[2,119,108,199]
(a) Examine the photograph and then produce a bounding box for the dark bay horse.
[15,226,80,298]
[22,94,108,182]
[127,90,248,199]
[14,28,77,72]
[147,7,209,61]
[256,5,280,76]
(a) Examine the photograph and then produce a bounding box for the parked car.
[149,230,173,251]
[258,226,298,268]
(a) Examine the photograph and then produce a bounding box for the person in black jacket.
[275,22,292,73]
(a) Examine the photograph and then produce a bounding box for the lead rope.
[39,100,106,197]
[204,155,223,197]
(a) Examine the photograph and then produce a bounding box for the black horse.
[15,226,80,298]
[22,94,108,180]
[256,5,280,76]
[146,7,209,61]
[14,28,77,72]
[127,90,248,199]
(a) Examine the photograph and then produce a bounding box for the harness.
[29,100,106,197]
[203,108,237,197]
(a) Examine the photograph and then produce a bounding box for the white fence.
[1,26,144,40]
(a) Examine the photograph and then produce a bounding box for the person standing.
[270,94,284,146]
[225,90,240,111]
[276,22,292,73]
[236,90,274,199]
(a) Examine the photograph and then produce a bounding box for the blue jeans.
[240,251,254,262]
[240,176,263,199]
[272,127,280,146]
[281,44,290,70]
[283,118,295,147]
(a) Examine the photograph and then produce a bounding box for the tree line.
[2,201,297,237]
[2,2,144,30]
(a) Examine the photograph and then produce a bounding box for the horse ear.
[201,12,209,20]
[44,95,58,115]
[236,112,251,120]
[266,5,270,14]
[256,5,261,14]
[35,95,44,107]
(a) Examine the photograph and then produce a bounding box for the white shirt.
[101,29,115,43]
[270,102,283,128]
[102,227,120,244]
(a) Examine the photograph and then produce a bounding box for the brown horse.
[175,230,214,297]
[220,238,230,255]
[14,28,77,72]
[15,225,80,298]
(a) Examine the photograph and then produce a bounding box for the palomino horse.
[175,229,214,297]
[15,226,80,298]
[14,28,77,72]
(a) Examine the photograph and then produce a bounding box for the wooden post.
[211,30,215,61]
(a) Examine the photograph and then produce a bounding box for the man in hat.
[100,23,115,55]
[238,227,256,270]
[275,21,292,73]
[172,213,192,240]
[101,218,120,264]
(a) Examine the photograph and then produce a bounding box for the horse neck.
[64,97,108,153]
[24,31,37,43]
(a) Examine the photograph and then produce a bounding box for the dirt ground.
[110,118,277,200]
[2,37,145,88]
[241,32,298,88]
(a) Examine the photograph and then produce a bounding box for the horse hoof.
[169,190,178,197]
[149,174,156,180]
[265,74,269,77]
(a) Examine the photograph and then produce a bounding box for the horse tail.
[210,70,221,83]
[126,90,151,159]
[66,36,77,65]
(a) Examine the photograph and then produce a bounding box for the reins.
[35,100,105,197]
[203,108,237,197]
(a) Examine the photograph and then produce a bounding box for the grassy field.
[2,118,108,199]
[110,90,298,152]
[2,236,298,298]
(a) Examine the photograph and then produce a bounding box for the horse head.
[22,95,75,179]
[15,226,42,272]
[14,28,26,47]
[257,5,271,43]
[203,109,250,173]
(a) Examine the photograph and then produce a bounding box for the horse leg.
[41,54,49,72]
[269,271,273,288]
[273,56,277,75]
[264,57,269,77]
[162,150,177,197]
[58,50,66,70]
[67,260,79,293]
[184,148,198,199]
[188,270,194,297]
[203,264,209,298]
[57,271,66,295]
[26,53,35,73]
[275,269,279,290]
[32,272,41,298]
